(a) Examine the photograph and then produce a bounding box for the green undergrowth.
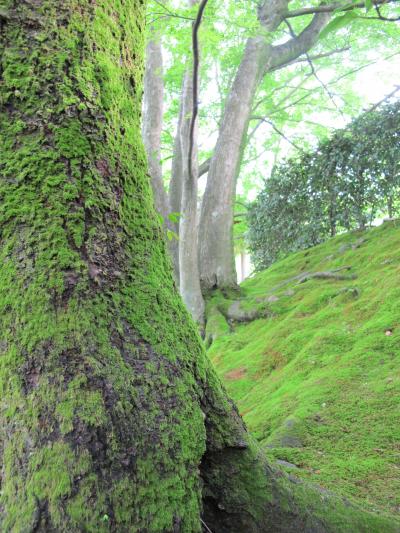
[208,221,400,522]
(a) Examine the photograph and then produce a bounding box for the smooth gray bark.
[178,66,205,324]
[199,0,331,290]
[142,33,169,223]
[143,32,181,280]
[168,93,185,282]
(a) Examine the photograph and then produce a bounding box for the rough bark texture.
[0,2,206,529]
[0,1,398,532]
[199,0,330,291]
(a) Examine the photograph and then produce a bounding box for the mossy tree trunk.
[0,1,398,532]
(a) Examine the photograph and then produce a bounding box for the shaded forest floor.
[207,220,400,520]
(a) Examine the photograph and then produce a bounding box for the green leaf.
[319,11,359,40]
[167,212,181,224]
[365,0,373,11]
[166,229,179,241]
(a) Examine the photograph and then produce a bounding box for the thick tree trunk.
[0,2,398,532]
[0,2,207,529]
[178,68,205,324]
[199,36,267,290]
[199,0,330,291]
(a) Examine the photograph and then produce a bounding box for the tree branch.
[374,2,400,20]
[284,19,345,118]
[269,46,350,72]
[188,0,209,183]
[364,85,400,113]
[268,11,331,73]
[198,157,211,177]
[253,117,304,152]
[286,0,399,18]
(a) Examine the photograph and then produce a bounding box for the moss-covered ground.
[208,221,400,520]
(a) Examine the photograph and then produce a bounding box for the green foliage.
[248,100,400,270]
[209,221,400,520]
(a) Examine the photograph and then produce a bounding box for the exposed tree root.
[225,300,272,323]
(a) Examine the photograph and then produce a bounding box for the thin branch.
[364,85,400,113]
[200,518,214,533]
[285,19,345,118]
[329,50,400,86]
[260,118,304,152]
[152,0,195,20]
[286,0,399,18]
[198,157,211,177]
[374,2,400,20]
[188,0,209,183]
[146,11,195,22]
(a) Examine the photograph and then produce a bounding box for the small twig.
[200,518,214,533]
[284,20,345,119]
[152,0,195,20]
[262,118,304,152]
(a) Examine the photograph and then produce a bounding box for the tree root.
[297,267,357,284]
[267,266,356,293]
[225,300,272,323]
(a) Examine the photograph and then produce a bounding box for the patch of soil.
[224,367,247,380]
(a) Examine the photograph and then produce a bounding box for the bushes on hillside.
[248,100,400,270]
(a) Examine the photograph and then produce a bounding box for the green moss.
[0,1,208,530]
[209,222,400,521]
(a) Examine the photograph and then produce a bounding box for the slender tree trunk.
[142,31,169,223]
[199,0,330,291]
[168,87,185,282]
[1,2,397,532]
[142,30,180,280]
[179,67,205,324]
[387,197,394,218]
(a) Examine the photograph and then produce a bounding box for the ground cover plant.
[208,221,400,519]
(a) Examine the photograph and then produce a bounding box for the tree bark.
[142,31,169,223]
[199,0,330,291]
[1,2,398,532]
[0,2,207,529]
[168,85,185,282]
[178,67,205,324]
[142,30,180,279]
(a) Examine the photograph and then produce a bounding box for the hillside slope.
[207,221,400,520]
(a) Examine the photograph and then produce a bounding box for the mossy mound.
[208,221,400,520]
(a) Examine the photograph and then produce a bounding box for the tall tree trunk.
[168,87,185,282]
[199,0,330,291]
[142,31,168,222]
[179,67,205,324]
[1,2,398,532]
[142,30,180,279]
[198,36,267,290]
[0,2,207,529]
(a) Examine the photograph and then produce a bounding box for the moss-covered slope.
[208,221,400,519]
